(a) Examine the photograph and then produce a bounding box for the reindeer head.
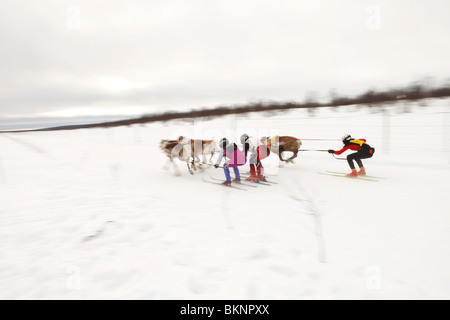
[161,140,174,155]
[265,136,279,154]
[260,136,270,145]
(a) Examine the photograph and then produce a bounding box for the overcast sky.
[1,0,449,118]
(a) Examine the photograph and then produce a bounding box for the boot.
[221,180,232,186]
[246,165,257,181]
[257,164,265,181]
[357,167,366,176]
[233,178,241,183]
[347,169,358,177]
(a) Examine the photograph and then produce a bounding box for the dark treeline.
[2,82,450,133]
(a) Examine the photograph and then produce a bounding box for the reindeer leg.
[195,157,200,170]
[288,150,298,163]
[187,159,194,175]
[173,160,181,176]
[163,158,171,170]
[196,155,205,170]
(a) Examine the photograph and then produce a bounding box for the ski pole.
[332,154,347,160]
[205,163,224,169]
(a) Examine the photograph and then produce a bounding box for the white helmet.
[342,134,352,142]
[240,134,249,145]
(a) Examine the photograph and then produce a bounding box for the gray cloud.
[1,0,449,117]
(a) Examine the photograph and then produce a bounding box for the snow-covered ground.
[0,99,449,299]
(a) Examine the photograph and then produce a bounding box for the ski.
[252,180,272,186]
[318,171,378,182]
[209,176,258,188]
[240,175,277,184]
[202,178,248,190]
[258,179,277,185]
[326,170,386,180]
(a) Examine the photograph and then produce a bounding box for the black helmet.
[219,138,229,149]
[240,134,249,145]
[342,134,352,142]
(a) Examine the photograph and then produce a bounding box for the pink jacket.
[221,149,247,167]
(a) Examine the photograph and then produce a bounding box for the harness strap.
[350,139,366,147]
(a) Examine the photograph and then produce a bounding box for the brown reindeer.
[189,139,218,169]
[160,137,218,175]
[265,135,302,163]
[160,136,195,175]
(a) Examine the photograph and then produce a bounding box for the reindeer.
[189,139,218,170]
[160,137,218,175]
[265,135,302,163]
[160,136,195,175]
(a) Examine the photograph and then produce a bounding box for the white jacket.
[247,137,259,154]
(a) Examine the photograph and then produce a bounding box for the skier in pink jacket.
[214,138,247,186]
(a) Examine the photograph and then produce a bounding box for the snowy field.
[0,99,449,300]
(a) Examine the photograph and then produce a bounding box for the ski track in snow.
[0,101,449,299]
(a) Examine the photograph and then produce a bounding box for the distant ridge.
[1,83,449,133]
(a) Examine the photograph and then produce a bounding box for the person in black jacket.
[328,134,375,177]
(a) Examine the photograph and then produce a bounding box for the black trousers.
[347,151,373,169]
